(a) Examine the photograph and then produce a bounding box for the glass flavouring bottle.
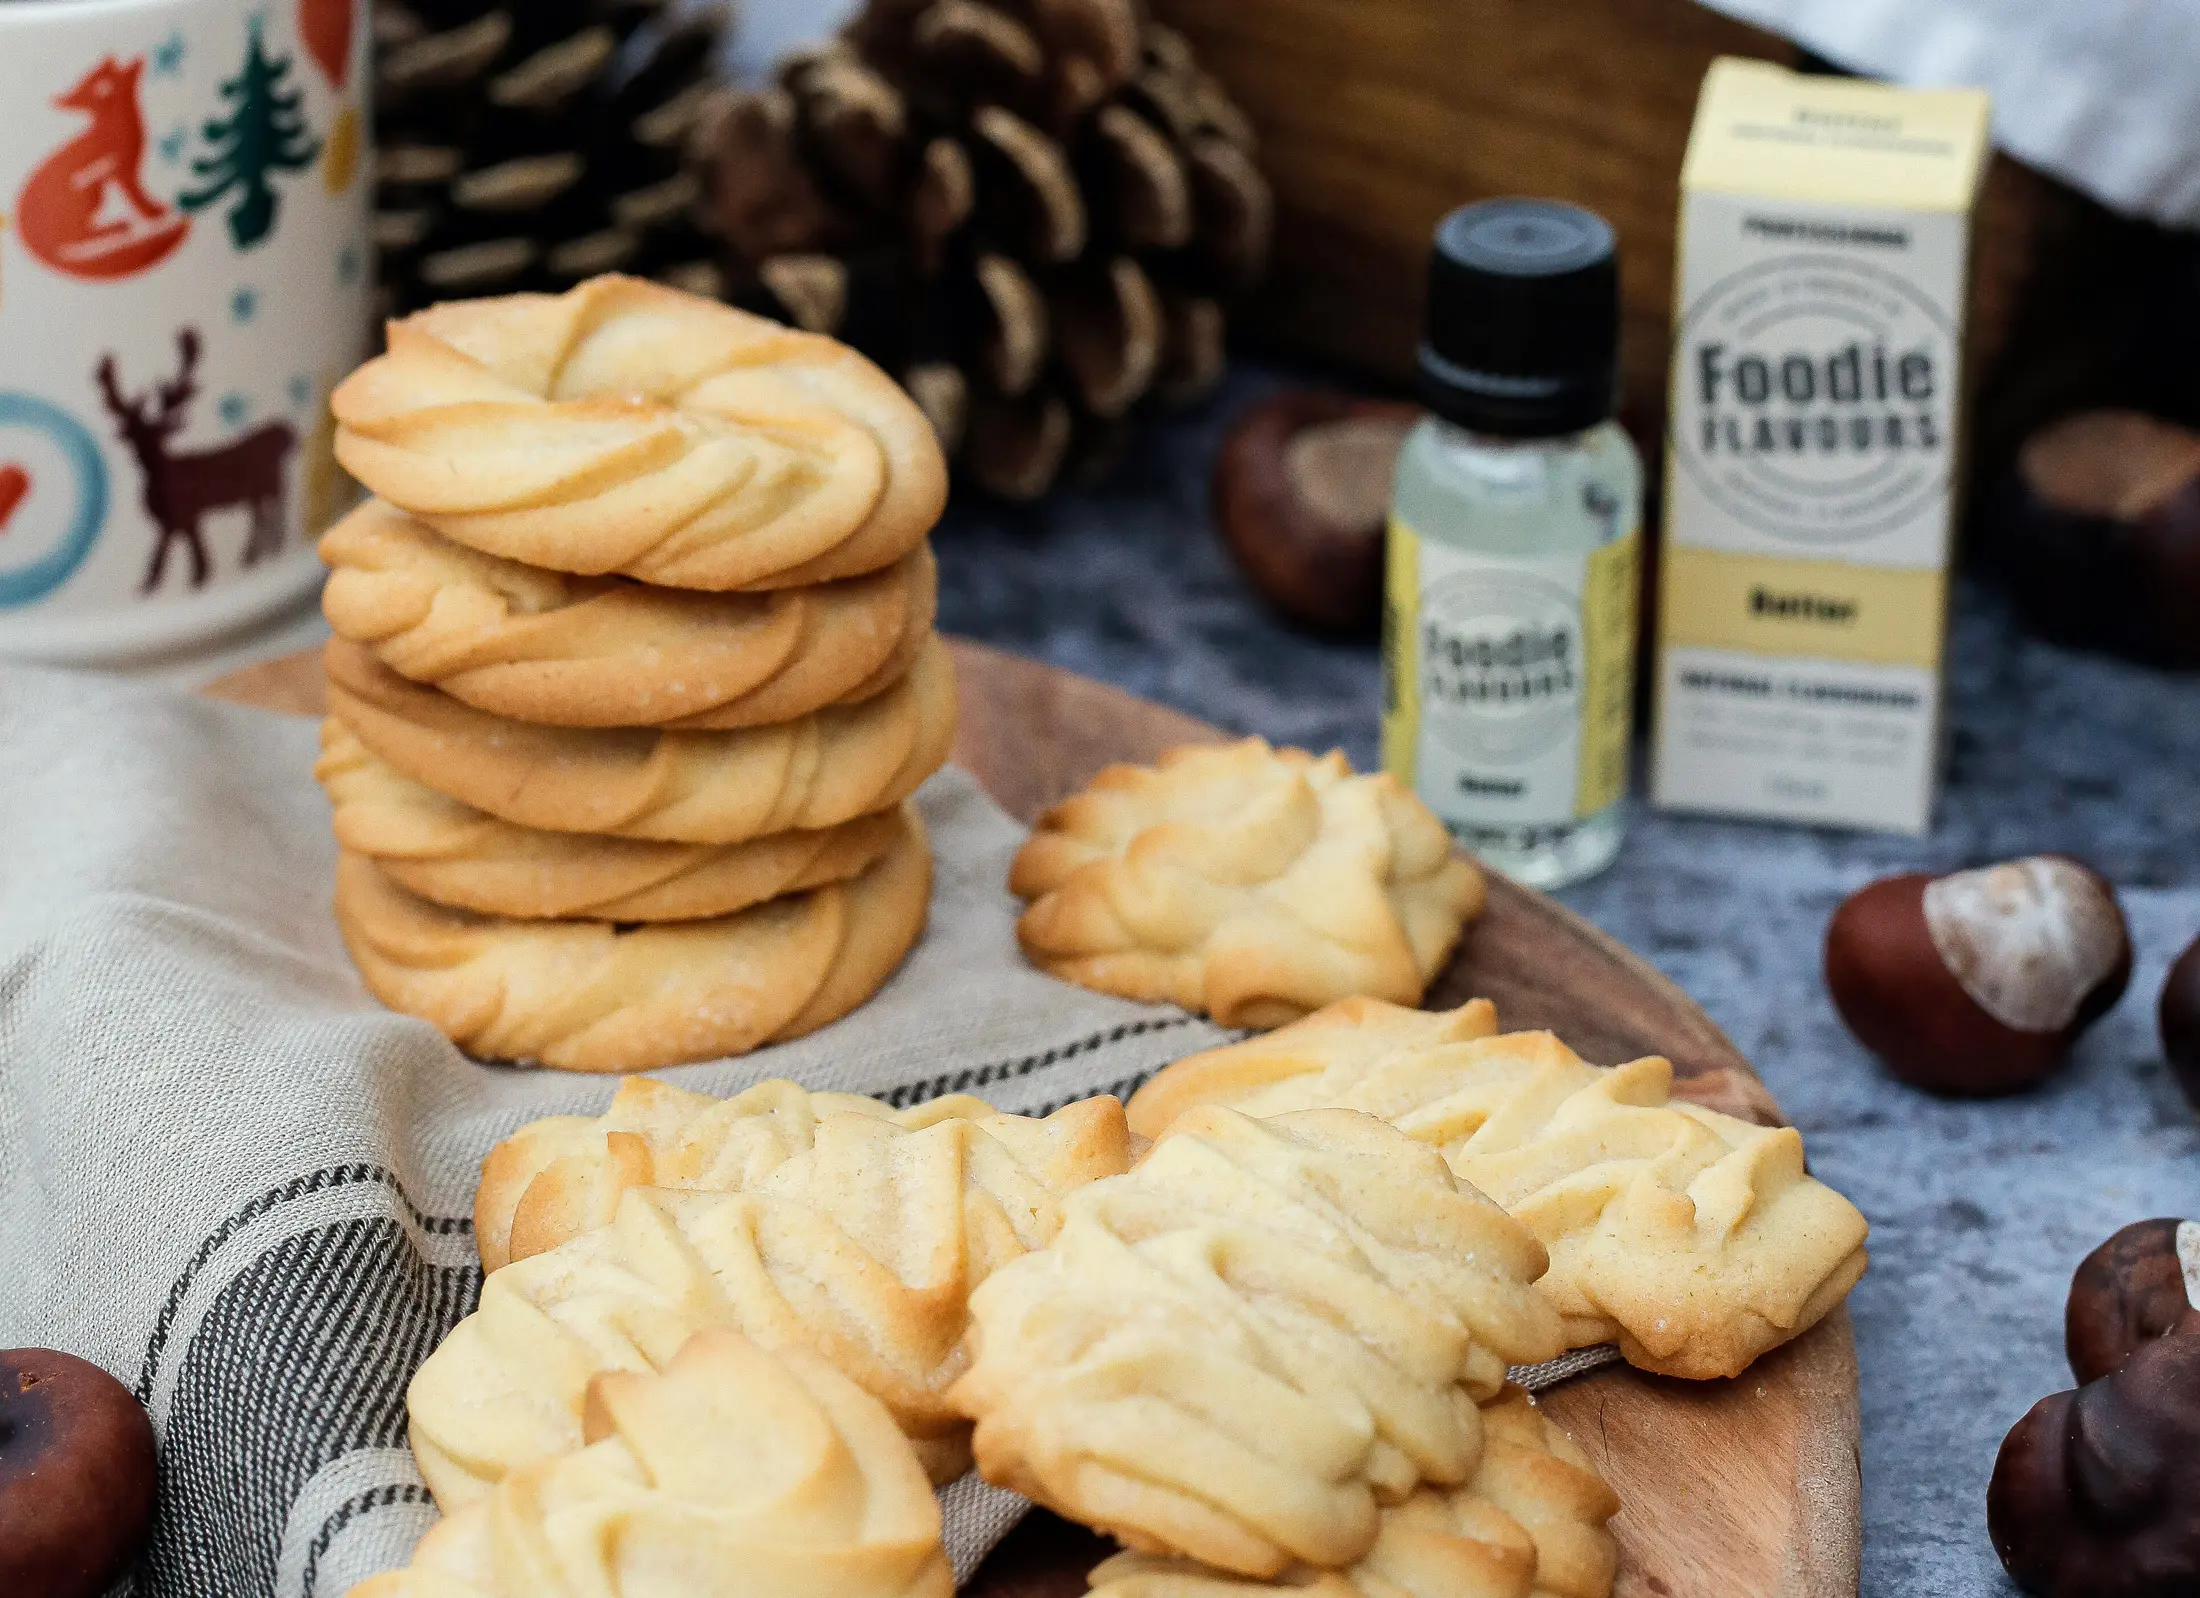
[1381,198,1643,890]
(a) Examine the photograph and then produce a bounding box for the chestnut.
[1824,856,2131,1095]
[0,1349,158,1598]
[1988,1333,2200,1598]
[2067,1218,2200,1383]
[2163,933,2200,1115]
[1212,390,1419,636]
[1989,410,2200,668]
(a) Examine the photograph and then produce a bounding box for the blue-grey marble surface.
[933,366,2200,1598]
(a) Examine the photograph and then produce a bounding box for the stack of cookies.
[314,275,955,1074]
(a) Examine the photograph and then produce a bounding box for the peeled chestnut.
[2163,933,2200,1115]
[1824,856,2131,1095]
[1213,390,1419,636]
[2067,1218,2200,1383]
[1988,1334,2200,1598]
[0,1349,158,1598]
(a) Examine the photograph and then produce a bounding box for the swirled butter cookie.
[947,1106,1564,1577]
[331,275,946,590]
[317,720,904,921]
[354,1330,952,1598]
[407,1095,1129,1496]
[1083,1387,1619,1598]
[1010,740,1483,1028]
[1129,998,1871,1380]
[323,632,956,845]
[475,1074,1130,1271]
[333,807,930,1072]
[321,499,937,729]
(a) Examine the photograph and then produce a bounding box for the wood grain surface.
[1147,0,2091,480]
[207,635,1862,1598]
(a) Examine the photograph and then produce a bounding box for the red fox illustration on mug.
[17,56,192,281]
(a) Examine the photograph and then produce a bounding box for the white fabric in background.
[725,0,859,84]
[1702,0,2200,227]
[728,0,2200,224]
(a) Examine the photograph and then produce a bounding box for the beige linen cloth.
[0,665,1617,1597]
[0,666,1238,1598]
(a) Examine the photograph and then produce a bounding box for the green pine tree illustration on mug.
[181,16,319,249]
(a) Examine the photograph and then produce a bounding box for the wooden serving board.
[208,635,1862,1598]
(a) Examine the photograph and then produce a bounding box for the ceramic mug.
[0,0,369,663]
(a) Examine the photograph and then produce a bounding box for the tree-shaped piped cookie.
[947,1106,1565,1577]
[1010,741,1486,1028]
[1084,1387,1620,1598]
[1127,999,1871,1381]
[355,1330,952,1598]
[474,1076,1130,1270]
[406,1092,1132,1496]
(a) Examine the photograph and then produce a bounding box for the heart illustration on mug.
[0,464,30,532]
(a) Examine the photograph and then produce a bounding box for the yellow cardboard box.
[1650,59,1991,834]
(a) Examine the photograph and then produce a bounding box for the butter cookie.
[475,1075,1130,1270]
[324,632,956,845]
[332,276,945,590]
[947,1106,1564,1577]
[1011,741,1482,1028]
[317,721,903,922]
[356,1330,951,1598]
[333,807,930,1072]
[1129,999,1870,1380]
[1084,1387,1618,1598]
[321,499,937,728]
[407,1096,1129,1496]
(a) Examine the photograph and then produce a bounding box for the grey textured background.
[931,366,2200,1598]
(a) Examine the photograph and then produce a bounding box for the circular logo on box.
[1674,250,1956,546]
[1417,570,1580,762]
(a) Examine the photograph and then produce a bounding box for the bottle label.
[1384,517,1638,836]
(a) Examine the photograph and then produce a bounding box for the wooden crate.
[1152,0,2094,469]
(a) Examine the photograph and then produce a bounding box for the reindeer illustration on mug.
[96,330,296,594]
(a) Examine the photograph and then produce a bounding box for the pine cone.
[693,3,1270,499]
[370,0,732,317]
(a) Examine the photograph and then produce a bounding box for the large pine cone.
[372,0,732,314]
[693,0,1271,498]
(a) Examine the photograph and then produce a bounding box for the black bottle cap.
[1418,198,1621,438]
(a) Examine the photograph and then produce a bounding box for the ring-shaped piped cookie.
[333,806,931,1072]
[332,276,946,591]
[321,499,938,729]
[322,632,957,845]
[316,720,905,921]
